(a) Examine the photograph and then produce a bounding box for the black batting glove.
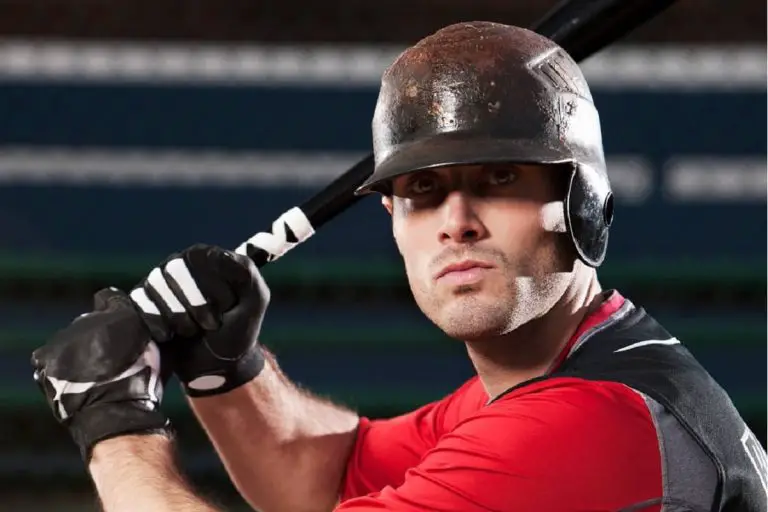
[130,244,270,397]
[31,288,171,463]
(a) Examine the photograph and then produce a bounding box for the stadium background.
[0,1,764,510]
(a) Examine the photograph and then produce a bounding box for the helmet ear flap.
[564,165,613,268]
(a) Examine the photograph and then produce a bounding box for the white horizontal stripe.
[614,338,681,353]
[602,156,655,204]
[664,157,768,201]
[0,147,367,186]
[0,148,763,203]
[0,40,762,89]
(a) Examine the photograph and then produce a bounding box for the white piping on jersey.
[564,298,635,360]
[614,338,682,353]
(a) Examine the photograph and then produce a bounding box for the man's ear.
[381,195,394,216]
[382,195,404,256]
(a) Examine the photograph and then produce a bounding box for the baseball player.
[31,23,767,512]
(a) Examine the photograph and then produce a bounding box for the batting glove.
[31,287,171,463]
[129,244,270,397]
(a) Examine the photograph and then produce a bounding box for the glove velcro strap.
[181,344,265,398]
[68,402,171,463]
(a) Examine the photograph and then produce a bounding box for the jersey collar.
[548,289,627,373]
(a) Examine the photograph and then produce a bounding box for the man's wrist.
[70,403,171,464]
[90,433,174,467]
[181,344,266,398]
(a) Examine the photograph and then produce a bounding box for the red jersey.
[335,292,665,511]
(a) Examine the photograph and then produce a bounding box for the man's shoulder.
[492,376,644,407]
[432,377,664,500]
[441,375,656,438]
[474,376,655,435]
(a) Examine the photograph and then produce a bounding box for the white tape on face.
[540,200,567,233]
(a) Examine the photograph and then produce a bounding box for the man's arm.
[189,351,360,512]
[128,246,360,512]
[89,435,221,512]
[129,245,470,511]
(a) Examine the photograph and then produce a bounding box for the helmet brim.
[354,134,578,196]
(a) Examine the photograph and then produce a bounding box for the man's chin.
[438,322,510,342]
[432,299,515,341]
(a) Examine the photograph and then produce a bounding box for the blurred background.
[0,0,764,510]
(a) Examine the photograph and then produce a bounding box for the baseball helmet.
[355,21,614,268]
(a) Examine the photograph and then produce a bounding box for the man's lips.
[434,260,496,281]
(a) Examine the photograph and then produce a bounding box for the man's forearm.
[89,434,221,512]
[189,351,360,512]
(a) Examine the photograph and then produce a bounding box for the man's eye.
[487,168,517,186]
[409,176,437,195]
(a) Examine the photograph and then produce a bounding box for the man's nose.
[437,191,489,244]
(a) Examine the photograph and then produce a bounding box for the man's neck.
[467,270,604,400]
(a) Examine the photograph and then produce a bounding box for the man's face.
[384,163,576,341]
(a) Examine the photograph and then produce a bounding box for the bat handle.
[234,154,373,268]
[234,206,317,267]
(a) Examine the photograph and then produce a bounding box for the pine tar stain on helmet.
[356,21,615,268]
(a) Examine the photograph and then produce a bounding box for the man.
[31,22,767,512]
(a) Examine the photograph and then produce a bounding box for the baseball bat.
[234,0,679,266]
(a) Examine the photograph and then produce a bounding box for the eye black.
[488,168,517,185]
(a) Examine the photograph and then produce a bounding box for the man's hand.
[129,244,270,397]
[31,287,170,462]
